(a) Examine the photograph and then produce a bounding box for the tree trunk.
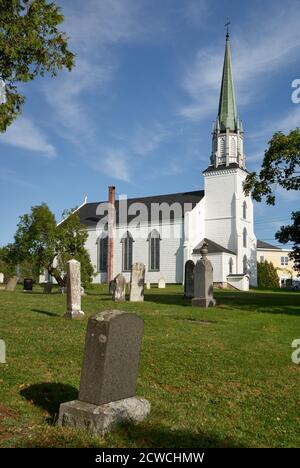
[48,265,65,287]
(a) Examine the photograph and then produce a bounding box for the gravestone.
[6,277,17,292]
[58,310,150,435]
[146,282,151,289]
[43,282,53,294]
[158,277,166,289]
[0,339,5,364]
[0,273,4,284]
[192,243,216,308]
[109,279,116,295]
[23,278,33,292]
[112,274,126,301]
[64,259,84,319]
[130,262,145,302]
[184,260,195,298]
[81,286,86,296]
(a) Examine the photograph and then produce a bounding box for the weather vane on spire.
[225,18,230,38]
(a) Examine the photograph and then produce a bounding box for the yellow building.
[256,240,299,288]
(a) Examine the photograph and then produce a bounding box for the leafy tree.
[0,0,74,132]
[275,211,300,273]
[9,203,94,287]
[257,260,279,289]
[244,129,300,272]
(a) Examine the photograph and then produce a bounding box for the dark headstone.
[23,278,33,291]
[79,310,144,405]
[184,260,195,298]
[43,282,53,294]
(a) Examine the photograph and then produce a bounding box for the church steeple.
[218,32,237,132]
[211,30,245,170]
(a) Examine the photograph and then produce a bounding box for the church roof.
[203,163,249,174]
[78,190,204,227]
[218,33,237,132]
[192,238,236,255]
[256,240,282,250]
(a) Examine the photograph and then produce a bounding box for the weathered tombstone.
[0,273,4,284]
[81,286,86,296]
[109,279,116,295]
[23,278,33,292]
[146,281,151,289]
[192,243,216,308]
[112,274,126,301]
[64,259,84,319]
[6,277,17,292]
[184,260,195,298]
[58,310,150,435]
[43,282,53,294]
[158,277,166,289]
[130,262,145,302]
[0,339,5,364]
[60,286,65,294]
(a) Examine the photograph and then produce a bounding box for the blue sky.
[0,0,299,247]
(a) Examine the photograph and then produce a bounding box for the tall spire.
[217,32,237,132]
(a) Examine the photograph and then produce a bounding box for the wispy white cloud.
[0,117,56,158]
[131,123,170,156]
[0,168,38,189]
[90,148,131,183]
[180,2,300,121]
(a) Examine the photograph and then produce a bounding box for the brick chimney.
[107,186,115,283]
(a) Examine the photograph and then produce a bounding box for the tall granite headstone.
[184,260,195,298]
[112,274,126,301]
[192,243,216,308]
[64,259,84,319]
[130,262,145,302]
[0,273,4,284]
[58,310,150,435]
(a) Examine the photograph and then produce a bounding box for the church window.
[243,228,247,248]
[243,201,247,219]
[121,231,134,272]
[219,136,226,164]
[229,137,236,163]
[99,234,108,272]
[229,258,233,274]
[148,230,160,271]
[243,255,248,274]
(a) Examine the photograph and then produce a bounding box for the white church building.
[72,33,257,290]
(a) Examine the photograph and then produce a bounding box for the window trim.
[147,230,161,272]
[121,231,134,272]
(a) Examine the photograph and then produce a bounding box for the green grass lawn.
[0,284,299,448]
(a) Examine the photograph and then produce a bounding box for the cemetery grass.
[0,285,299,448]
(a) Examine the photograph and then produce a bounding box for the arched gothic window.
[121,231,134,272]
[243,227,247,248]
[243,201,247,219]
[98,233,108,272]
[147,230,161,271]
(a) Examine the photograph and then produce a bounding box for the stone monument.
[58,310,150,435]
[130,262,145,302]
[158,277,166,289]
[184,260,195,299]
[64,259,84,319]
[192,243,216,308]
[112,274,126,301]
[0,273,4,284]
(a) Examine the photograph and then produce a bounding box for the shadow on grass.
[117,423,246,448]
[20,382,78,425]
[145,293,190,307]
[31,309,60,317]
[215,290,300,316]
